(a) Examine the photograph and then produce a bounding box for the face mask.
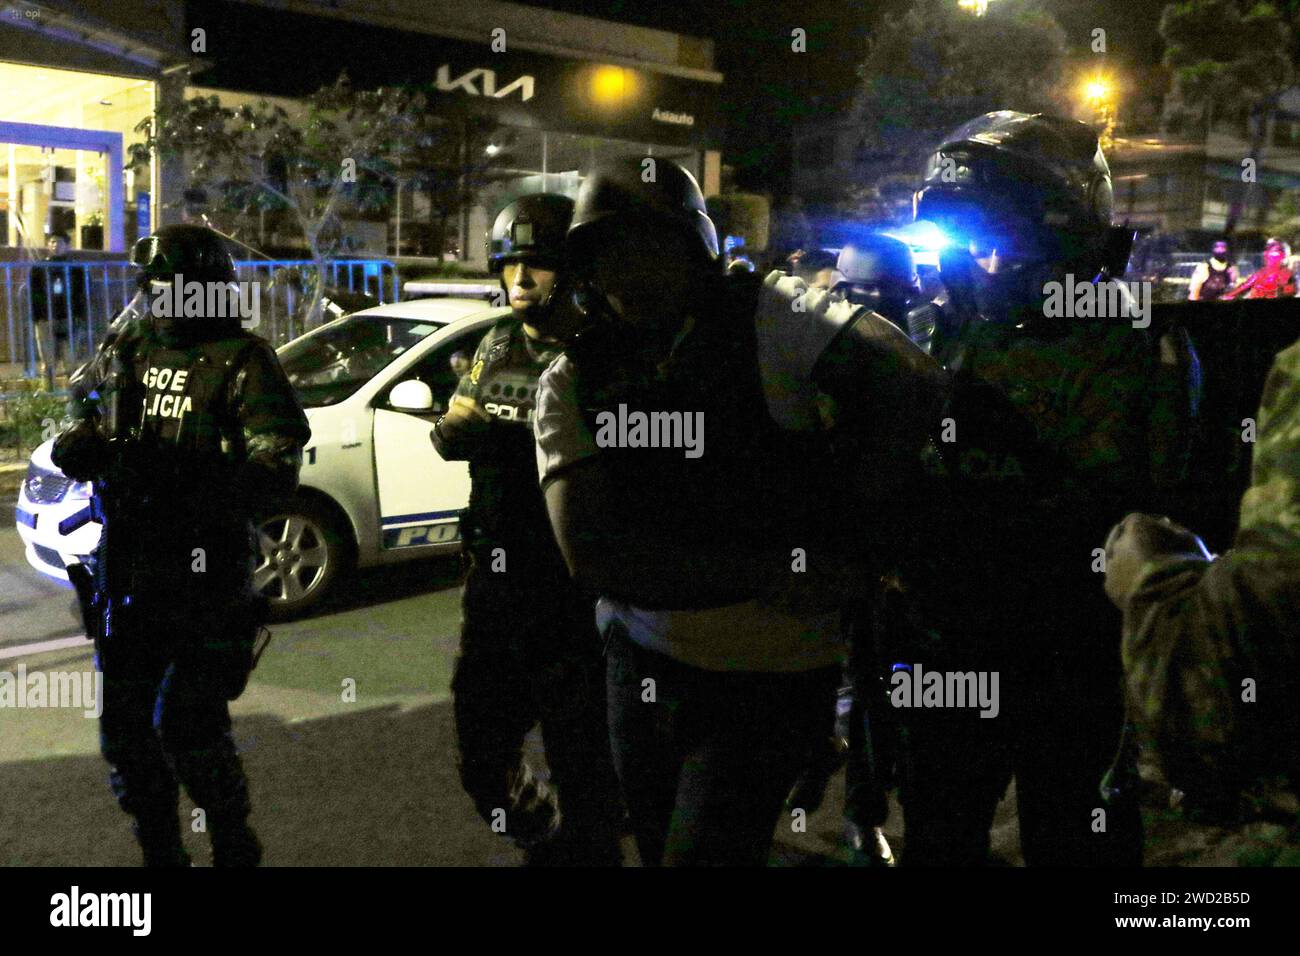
[837,284,913,325]
[942,247,1053,327]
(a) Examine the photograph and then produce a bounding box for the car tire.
[255,498,349,621]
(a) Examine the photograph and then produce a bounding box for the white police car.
[15,296,507,618]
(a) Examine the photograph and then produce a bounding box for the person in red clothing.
[1223,238,1296,299]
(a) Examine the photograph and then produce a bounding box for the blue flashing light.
[883,220,952,253]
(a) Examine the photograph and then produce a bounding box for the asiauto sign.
[435,64,535,101]
[652,107,695,126]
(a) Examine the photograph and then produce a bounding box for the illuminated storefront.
[0,62,156,253]
[0,0,723,267]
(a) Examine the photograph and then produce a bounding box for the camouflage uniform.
[1122,339,1300,865]
[896,309,1194,867]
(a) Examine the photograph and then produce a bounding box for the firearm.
[56,316,148,644]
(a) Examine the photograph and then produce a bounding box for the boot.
[210,818,263,867]
[846,821,895,867]
[133,813,191,868]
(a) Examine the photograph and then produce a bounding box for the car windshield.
[279,314,444,407]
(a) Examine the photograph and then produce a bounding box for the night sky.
[516,0,1169,196]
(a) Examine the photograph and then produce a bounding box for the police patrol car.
[16,296,507,618]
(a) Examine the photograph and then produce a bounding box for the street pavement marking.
[0,635,91,661]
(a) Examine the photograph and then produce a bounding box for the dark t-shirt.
[30,255,87,333]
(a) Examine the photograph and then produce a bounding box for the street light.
[1084,79,1110,105]
[1081,75,1116,150]
[958,0,996,14]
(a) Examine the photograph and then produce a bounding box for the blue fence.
[1,258,400,377]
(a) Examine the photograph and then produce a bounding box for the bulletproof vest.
[461,319,565,564]
[100,330,261,604]
[1200,261,1231,300]
[129,333,258,457]
[568,275,843,563]
[937,361,1063,500]
[925,306,1174,611]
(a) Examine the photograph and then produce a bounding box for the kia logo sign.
[436,64,535,102]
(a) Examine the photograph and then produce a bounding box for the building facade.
[0,0,724,265]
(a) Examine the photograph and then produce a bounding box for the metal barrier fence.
[1,258,400,376]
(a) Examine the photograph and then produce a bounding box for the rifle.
[75,326,147,644]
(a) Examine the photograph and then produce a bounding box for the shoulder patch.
[482,319,520,364]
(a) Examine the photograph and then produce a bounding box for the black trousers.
[604,622,840,866]
[842,597,901,830]
[895,607,1144,867]
[96,601,256,842]
[451,551,623,865]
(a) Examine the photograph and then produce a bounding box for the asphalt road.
[0,511,895,867]
[5,508,1262,867]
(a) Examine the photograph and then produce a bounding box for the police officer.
[51,224,310,866]
[533,158,944,865]
[832,235,919,324]
[897,111,1199,866]
[433,193,623,866]
[1104,346,1300,860]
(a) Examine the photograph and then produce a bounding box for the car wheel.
[254,501,347,620]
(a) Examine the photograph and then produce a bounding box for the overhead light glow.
[590,65,633,106]
[1083,78,1111,104]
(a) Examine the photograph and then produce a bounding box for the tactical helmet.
[131,224,237,288]
[831,233,921,323]
[567,157,719,265]
[832,234,919,293]
[913,111,1115,268]
[486,193,575,275]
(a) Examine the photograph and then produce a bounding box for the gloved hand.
[437,394,491,443]
[1103,512,1212,607]
[50,421,108,482]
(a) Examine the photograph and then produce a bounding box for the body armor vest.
[567,277,846,574]
[98,330,262,608]
[458,319,565,573]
